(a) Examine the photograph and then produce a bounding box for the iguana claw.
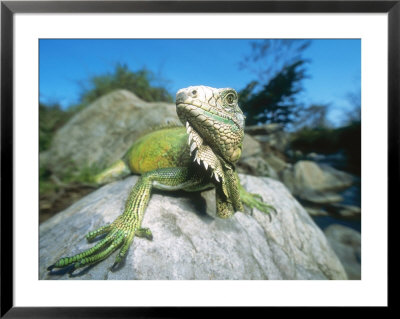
[239,186,276,216]
[48,217,148,272]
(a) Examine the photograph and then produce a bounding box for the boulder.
[304,207,329,217]
[252,132,291,153]
[238,135,288,179]
[245,123,283,135]
[42,90,179,176]
[264,153,289,174]
[39,174,347,280]
[298,190,344,205]
[245,124,290,153]
[237,156,279,179]
[241,134,263,158]
[280,160,354,204]
[327,203,361,218]
[324,224,361,280]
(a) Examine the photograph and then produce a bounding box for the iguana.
[47,86,273,274]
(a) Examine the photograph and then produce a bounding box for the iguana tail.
[92,159,131,185]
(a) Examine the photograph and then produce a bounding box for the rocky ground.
[39,90,361,280]
[40,175,347,280]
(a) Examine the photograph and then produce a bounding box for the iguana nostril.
[176,89,198,102]
[176,91,186,103]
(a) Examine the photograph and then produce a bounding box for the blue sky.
[39,39,360,126]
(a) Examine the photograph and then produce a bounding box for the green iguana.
[47,86,273,274]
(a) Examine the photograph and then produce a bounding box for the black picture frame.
[1,0,396,317]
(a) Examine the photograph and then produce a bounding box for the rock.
[237,156,279,179]
[245,124,290,153]
[42,90,179,176]
[298,190,343,205]
[305,203,360,219]
[264,153,289,174]
[306,152,326,161]
[305,207,329,217]
[280,160,354,204]
[238,135,288,179]
[327,203,361,218]
[245,123,283,135]
[317,163,355,189]
[324,224,361,280]
[39,174,347,280]
[241,134,263,158]
[252,132,291,153]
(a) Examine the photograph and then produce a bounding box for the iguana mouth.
[176,102,242,130]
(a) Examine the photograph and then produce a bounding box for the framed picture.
[1,0,395,316]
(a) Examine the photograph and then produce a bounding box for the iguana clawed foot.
[47,217,153,275]
[239,186,276,216]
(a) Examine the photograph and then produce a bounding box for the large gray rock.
[241,134,263,159]
[245,124,291,153]
[264,153,289,174]
[238,135,289,179]
[237,135,278,178]
[41,90,179,175]
[237,156,279,179]
[39,174,347,280]
[280,160,354,204]
[324,224,361,280]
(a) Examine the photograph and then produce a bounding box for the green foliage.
[39,103,73,152]
[39,161,102,195]
[79,63,173,105]
[291,126,339,154]
[239,60,307,126]
[39,166,55,193]
[337,122,361,175]
[63,163,104,184]
[290,122,361,175]
[294,104,331,130]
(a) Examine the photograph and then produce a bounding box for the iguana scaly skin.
[48,86,274,274]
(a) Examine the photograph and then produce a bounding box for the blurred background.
[39,39,361,277]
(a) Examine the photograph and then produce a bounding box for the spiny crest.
[186,121,224,184]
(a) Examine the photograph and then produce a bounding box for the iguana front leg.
[216,180,275,218]
[48,167,204,274]
[215,167,274,218]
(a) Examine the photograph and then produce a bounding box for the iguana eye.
[225,93,237,105]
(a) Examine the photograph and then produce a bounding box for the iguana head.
[176,86,245,165]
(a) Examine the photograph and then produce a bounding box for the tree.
[239,40,311,127]
[294,104,331,129]
[240,39,311,83]
[39,103,73,151]
[342,89,361,125]
[239,60,307,126]
[79,63,173,105]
